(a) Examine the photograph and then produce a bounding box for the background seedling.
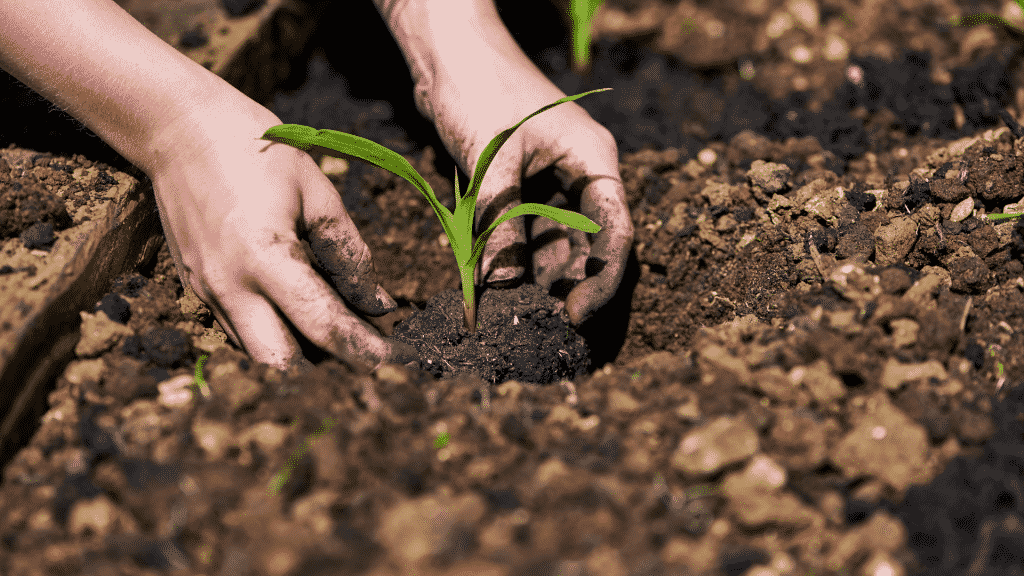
[188,354,211,400]
[950,0,1024,32]
[260,89,610,333]
[267,416,338,495]
[434,431,450,450]
[570,0,604,72]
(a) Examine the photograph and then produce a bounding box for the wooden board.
[0,0,317,466]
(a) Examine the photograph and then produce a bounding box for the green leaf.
[987,212,1024,221]
[261,124,459,252]
[454,88,613,253]
[194,354,210,399]
[464,88,612,209]
[571,0,604,69]
[467,202,601,271]
[434,431,450,450]
[453,166,461,205]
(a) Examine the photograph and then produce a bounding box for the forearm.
[371,0,557,122]
[0,0,238,174]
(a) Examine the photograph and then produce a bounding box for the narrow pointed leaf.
[571,0,603,70]
[467,202,601,270]
[987,212,1024,221]
[261,125,456,240]
[463,88,613,210]
[453,166,461,204]
[450,167,472,265]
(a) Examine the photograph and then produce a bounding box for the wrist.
[373,0,555,123]
[0,0,245,175]
[143,87,282,178]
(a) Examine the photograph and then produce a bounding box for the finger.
[208,287,312,373]
[533,122,633,325]
[564,176,634,326]
[300,159,397,317]
[472,159,527,288]
[531,217,591,290]
[257,236,417,371]
[477,213,527,288]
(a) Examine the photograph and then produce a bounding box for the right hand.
[145,96,419,375]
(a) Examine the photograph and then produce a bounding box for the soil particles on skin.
[2,1,1024,575]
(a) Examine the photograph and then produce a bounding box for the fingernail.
[375,284,397,310]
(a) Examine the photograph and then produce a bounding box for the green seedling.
[189,354,211,400]
[434,431,450,450]
[950,0,1024,31]
[268,416,338,495]
[570,0,604,71]
[260,89,609,333]
[987,211,1024,222]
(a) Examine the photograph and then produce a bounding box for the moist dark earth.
[3,0,1024,575]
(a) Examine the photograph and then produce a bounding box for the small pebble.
[949,197,974,222]
[158,374,198,408]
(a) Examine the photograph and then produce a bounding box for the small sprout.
[569,0,605,72]
[434,431,450,450]
[987,211,1024,222]
[190,354,211,400]
[949,0,1024,32]
[261,89,610,333]
[267,416,338,495]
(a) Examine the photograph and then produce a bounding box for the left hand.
[422,70,634,327]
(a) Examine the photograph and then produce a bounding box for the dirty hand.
[423,65,634,327]
[376,0,633,326]
[146,98,419,374]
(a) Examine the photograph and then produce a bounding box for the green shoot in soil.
[434,431,450,450]
[570,0,604,72]
[260,89,609,333]
[987,211,1024,222]
[190,354,211,400]
[268,416,338,495]
[950,0,1024,32]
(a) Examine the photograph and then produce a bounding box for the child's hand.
[147,99,419,374]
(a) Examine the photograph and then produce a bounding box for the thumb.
[473,161,528,289]
[299,155,398,317]
[306,217,398,317]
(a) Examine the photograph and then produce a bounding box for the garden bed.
[1,1,1023,575]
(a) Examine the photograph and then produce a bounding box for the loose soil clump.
[392,283,592,386]
[2,1,1024,576]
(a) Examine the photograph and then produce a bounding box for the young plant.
[987,212,1024,222]
[950,0,1024,32]
[260,88,610,333]
[189,354,211,400]
[570,0,605,72]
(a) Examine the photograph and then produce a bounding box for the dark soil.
[2,1,1024,575]
[391,283,592,386]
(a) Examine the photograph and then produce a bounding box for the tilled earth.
[2,1,1024,575]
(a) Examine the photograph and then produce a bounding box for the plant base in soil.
[391,282,590,385]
